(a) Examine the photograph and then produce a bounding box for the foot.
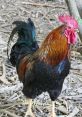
[24,99,35,117]
[51,112,56,117]
[25,110,35,117]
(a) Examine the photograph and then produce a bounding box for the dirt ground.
[0,0,82,117]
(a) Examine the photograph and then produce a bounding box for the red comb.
[58,15,78,29]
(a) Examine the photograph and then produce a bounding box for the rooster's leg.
[25,99,35,117]
[51,101,56,117]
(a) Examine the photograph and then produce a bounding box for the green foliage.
[76,17,82,24]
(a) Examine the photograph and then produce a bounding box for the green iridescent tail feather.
[7,18,39,66]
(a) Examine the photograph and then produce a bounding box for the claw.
[25,110,35,117]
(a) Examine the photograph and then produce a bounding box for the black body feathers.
[23,58,70,100]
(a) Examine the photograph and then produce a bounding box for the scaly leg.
[51,101,56,117]
[25,99,35,117]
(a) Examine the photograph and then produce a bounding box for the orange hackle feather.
[39,25,69,66]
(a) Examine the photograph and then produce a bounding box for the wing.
[17,50,39,82]
[17,55,33,81]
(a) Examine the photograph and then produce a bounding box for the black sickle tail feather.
[7,18,39,66]
[7,27,18,61]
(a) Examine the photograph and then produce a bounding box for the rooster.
[7,16,78,117]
